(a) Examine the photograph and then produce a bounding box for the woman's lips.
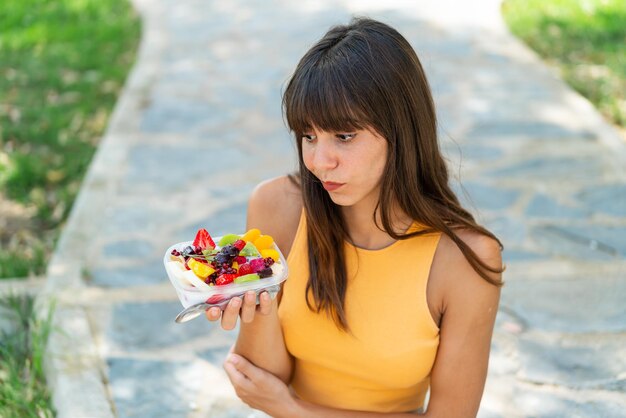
[322,181,345,191]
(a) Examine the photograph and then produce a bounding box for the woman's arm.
[224,353,425,418]
[221,176,302,384]
[422,232,503,418]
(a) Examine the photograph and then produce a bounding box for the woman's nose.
[311,138,338,171]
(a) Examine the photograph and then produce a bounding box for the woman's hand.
[204,290,273,330]
[223,353,298,417]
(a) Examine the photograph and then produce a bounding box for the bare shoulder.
[247,175,302,257]
[428,229,502,323]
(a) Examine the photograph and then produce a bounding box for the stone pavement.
[42,0,626,417]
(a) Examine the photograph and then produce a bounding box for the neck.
[341,199,412,250]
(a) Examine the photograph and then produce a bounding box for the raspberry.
[235,256,247,265]
[264,257,275,267]
[249,258,266,273]
[238,263,253,276]
[233,239,246,251]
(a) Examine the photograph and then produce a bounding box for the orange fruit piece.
[261,249,279,262]
[254,235,274,251]
[188,258,214,279]
[242,228,261,243]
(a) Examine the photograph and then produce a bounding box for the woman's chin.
[327,193,355,207]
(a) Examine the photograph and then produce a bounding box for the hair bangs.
[285,61,370,136]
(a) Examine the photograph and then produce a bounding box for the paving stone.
[502,248,547,262]
[102,239,155,259]
[107,358,246,418]
[577,184,626,217]
[101,205,179,235]
[107,358,190,417]
[90,258,165,287]
[482,216,527,247]
[511,388,625,418]
[453,182,520,211]
[442,144,505,164]
[123,144,252,191]
[517,337,626,390]
[489,157,603,180]
[476,409,504,418]
[502,276,626,333]
[107,301,214,351]
[466,121,595,141]
[531,225,626,260]
[525,194,589,219]
[197,345,233,366]
[182,201,248,238]
[141,98,223,133]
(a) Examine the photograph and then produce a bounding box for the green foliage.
[0,0,141,278]
[0,293,56,417]
[502,0,626,127]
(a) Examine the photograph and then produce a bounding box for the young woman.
[205,17,503,417]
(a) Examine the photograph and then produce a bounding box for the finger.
[221,297,242,330]
[227,353,265,383]
[223,358,255,392]
[258,291,272,315]
[240,291,257,323]
[204,307,222,322]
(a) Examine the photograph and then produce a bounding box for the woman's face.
[302,126,388,209]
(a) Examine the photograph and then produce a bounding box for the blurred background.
[1,0,624,417]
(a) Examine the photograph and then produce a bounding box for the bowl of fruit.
[164,227,288,323]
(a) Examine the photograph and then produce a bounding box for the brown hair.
[282,17,503,331]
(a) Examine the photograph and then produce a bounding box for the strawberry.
[233,239,246,251]
[215,274,237,286]
[206,294,225,304]
[235,255,247,265]
[237,263,253,276]
[193,228,216,250]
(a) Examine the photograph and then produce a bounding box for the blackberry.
[258,267,273,278]
[223,245,239,257]
[264,257,275,267]
[215,254,230,265]
[182,246,195,257]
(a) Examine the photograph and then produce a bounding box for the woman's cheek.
[301,145,312,168]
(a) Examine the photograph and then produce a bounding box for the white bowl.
[163,238,289,309]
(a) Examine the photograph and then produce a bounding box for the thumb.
[227,353,265,382]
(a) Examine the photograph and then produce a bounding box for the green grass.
[502,0,626,129]
[0,293,55,417]
[0,0,141,278]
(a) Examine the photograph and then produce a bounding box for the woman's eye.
[302,134,316,142]
[337,133,356,142]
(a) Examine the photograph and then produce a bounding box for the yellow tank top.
[278,211,442,413]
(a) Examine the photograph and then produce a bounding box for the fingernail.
[228,354,240,364]
[231,298,241,307]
